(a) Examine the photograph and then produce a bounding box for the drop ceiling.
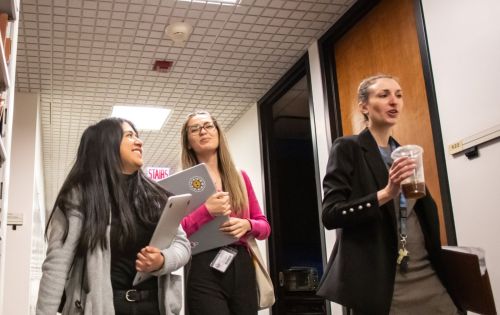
[15,0,356,210]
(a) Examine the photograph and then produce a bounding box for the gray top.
[379,145,457,314]
[36,206,191,315]
[390,202,458,314]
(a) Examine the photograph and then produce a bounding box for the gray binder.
[157,163,215,213]
[157,163,237,255]
[132,193,192,286]
[189,216,237,255]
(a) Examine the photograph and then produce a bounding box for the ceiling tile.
[16,0,357,210]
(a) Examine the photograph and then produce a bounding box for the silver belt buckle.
[125,289,137,302]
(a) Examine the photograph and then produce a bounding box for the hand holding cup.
[391,145,426,199]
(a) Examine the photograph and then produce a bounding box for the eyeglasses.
[187,122,217,135]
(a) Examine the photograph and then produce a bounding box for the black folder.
[440,247,497,315]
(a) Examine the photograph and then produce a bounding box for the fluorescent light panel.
[177,0,239,5]
[111,106,171,131]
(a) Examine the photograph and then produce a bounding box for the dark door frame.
[257,54,309,286]
[258,53,331,314]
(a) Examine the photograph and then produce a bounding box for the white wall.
[421,0,500,308]
[226,105,270,315]
[308,42,342,314]
[227,105,264,207]
[31,96,47,314]
[2,93,41,315]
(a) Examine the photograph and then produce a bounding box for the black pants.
[113,289,160,315]
[187,245,258,315]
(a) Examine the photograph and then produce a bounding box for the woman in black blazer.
[317,75,459,314]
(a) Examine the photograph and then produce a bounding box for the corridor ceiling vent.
[165,21,193,44]
[111,106,172,131]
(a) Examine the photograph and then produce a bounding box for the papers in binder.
[442,246,486,275]
[440,246,496,315]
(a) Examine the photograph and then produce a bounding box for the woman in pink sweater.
[180,110,271,315]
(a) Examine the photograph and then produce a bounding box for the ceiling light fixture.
[177,0,239,5]
[165,21,193,44]
[111,106,171,131]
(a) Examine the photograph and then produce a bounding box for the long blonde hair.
[181,110,248,216]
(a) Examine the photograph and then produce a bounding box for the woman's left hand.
[136,246,165,273]
[219,218,251,239]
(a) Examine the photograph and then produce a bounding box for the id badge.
[210,247,238,273]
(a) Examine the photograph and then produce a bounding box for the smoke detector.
[165,21,193,44]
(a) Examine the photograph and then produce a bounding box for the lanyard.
[378,140,407,209]
[378,141,410,272]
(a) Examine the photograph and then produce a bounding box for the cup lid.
[390,144,423,159]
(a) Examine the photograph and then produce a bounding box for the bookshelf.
[0,0,19,312]
[0,0,18,21]
[0,36,9,92]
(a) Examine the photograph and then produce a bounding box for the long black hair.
[47,117,170,257]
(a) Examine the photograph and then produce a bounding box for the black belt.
[114,289,157,302]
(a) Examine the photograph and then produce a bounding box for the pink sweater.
[180,170,271,244]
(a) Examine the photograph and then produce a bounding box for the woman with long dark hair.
[36,118,190,315]
[180,110,271,315]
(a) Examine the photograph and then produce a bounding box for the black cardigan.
[317,128,448,314]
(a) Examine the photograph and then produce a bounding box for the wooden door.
[333,0,448,243]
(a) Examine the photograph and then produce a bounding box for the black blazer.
[316,129,447,314]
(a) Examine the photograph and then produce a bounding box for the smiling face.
[360,77,404,129]
[119,122,143,174]
[186,113,219,157]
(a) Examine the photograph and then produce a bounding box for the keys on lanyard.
[397,234,410,273]
[397,248,410,273]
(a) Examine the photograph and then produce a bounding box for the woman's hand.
[136,246,164,273]
[219,218,251,239]
[205,192,232,216]
[378,157,417,205]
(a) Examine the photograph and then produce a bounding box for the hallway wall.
[226,104,270,315]
[421,0,500,307]
[2,93,45,314]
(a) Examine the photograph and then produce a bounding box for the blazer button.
[366,202,371,208]
[358,205,363,210]
[349,208,354,212]
[342,210,347,215]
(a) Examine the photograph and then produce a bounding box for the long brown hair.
[180,110,248,216]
